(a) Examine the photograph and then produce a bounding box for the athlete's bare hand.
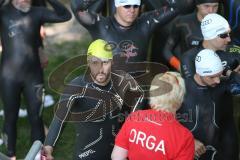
[41,146,54,160]
[194,139,206,158]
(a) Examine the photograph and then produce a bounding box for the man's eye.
[92,61,98,64]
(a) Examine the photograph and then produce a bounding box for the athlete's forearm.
[46,0,72,21]
[71,0,102,25]
[149,7,178,26]
[44,116,64,147]
[180,53,196,78]
[163,36,180,70]
[88,0,105,13]
[71,0,100,12]
[144,0,163,9]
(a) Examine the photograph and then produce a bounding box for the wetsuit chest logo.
[118,40,138,61]
[191,40,200,46]
[8,19,28,37]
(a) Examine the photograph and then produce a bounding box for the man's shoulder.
[69,75,87,86]
[182,47,200,61]
[185,47,200,54]
[111,70,133,79]
[176,12,196,23]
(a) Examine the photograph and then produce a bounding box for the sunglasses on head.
[123,5,140,9]
[218,33,230,39]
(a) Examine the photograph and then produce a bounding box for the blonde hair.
[149,72,185,112]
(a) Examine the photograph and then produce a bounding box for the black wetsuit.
[71,0,179,62]
[44,70,143,160]
[32,0,46,6]
[0,0,71,156]
[178,74,239,160]
[163,12,202,69]
[179,44,240,159]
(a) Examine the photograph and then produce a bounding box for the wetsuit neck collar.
[193,74,208,89]
[112,16,135,30]
[91,80,113,92]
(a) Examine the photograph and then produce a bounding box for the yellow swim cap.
[87,39,113,60]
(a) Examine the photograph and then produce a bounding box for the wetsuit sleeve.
[71,0,104,26]
[44,75,89,147]
[32,0,46,6]
[217,47,240,77]
[140,6,179,30]
[225,45,240,69]
[44,115,64,146]
[40,0,72,23]
[123,73,144,111]
[142,0,162,9]
[163,18,181,70]
[87,0,105,13]
[229,71,240,84]
[180,49,197,78]
[44,93,73,146]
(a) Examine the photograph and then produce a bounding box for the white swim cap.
[115,0,141,7]
[201,13,230,40]
[195,49,223,76]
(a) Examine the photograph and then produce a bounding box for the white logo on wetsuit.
[78,149,96,159]
[191,40,200,46]
[222,61,227,68]
[8,19,25,37]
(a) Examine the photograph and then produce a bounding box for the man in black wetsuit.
[179,14,240,160]
[163,0,219,70]
[42,39,144,160]
[181,13,240,82]
[71,0,192,63]
[0,0,71,159]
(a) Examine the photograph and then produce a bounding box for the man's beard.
[91,72,111,85]
[15,3,31,12]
